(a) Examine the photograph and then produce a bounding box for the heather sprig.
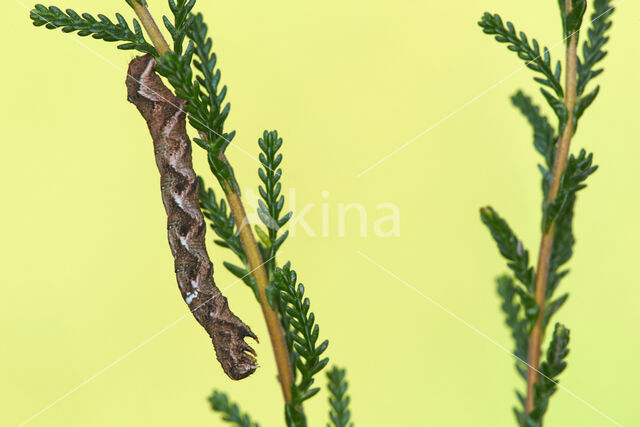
[255,130,292,278]
[478,13,563,99]
[163,0,195,54]
[273,263,330,426]
[30,4,157,55]
[209,391,261,427]
[326,366,353,427]
[478,0,614,424]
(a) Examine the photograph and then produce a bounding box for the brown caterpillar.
[125,54,257,380]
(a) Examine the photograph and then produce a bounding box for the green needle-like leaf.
[497,276,529,363]
[163,0,196,55]
[511,91,557,171]
[30,5,157,56]
[480,207,535,292]
[209,390,260,427]
[155,12,236,188]
[326,366,354,427]
[479,3,613,423]
[478,13,563,98]
[526,324,570,425]
[577,0,615,96]
[274,263,329,426]
[256,130,292,277]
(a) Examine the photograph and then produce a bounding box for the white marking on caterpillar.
[137,58,162,102]
[162,108,183,138]
[179,234,190,250]
[185,290,198,304]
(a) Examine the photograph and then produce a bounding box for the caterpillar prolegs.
[125,55,257,380]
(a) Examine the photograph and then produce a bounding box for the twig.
[525,0,579,413]
[224,180,293,402]
[129,1,170,55]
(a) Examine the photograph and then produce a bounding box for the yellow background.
[2,0,638,425]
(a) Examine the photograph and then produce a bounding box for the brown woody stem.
[131,1,293,402]
[223,179,294,402]
[525,0,579,413]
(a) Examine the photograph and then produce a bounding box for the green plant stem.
[129,1,170,56]
[525,0,578,414]
[130,1,293,403]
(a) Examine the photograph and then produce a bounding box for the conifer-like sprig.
[155,12,236,187]
[189,13,232,149]
[496,276,528,370]
[198,130,294,301]
[509,100,597,307]
[511,91,556,177]
[480,208,535,293]
[163,0,196,55]
[557,0,587,40]
[525,324,570,426]
[273,263,329,426]
[577,0,615,96]
[544,149,597,229]
[478,13,563,99]
[255,130,292,277]
[209,390,261,427]
[326,366,354,427]
[30,4,157,56]
[542,150,596,307]
[478,0,613,422]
